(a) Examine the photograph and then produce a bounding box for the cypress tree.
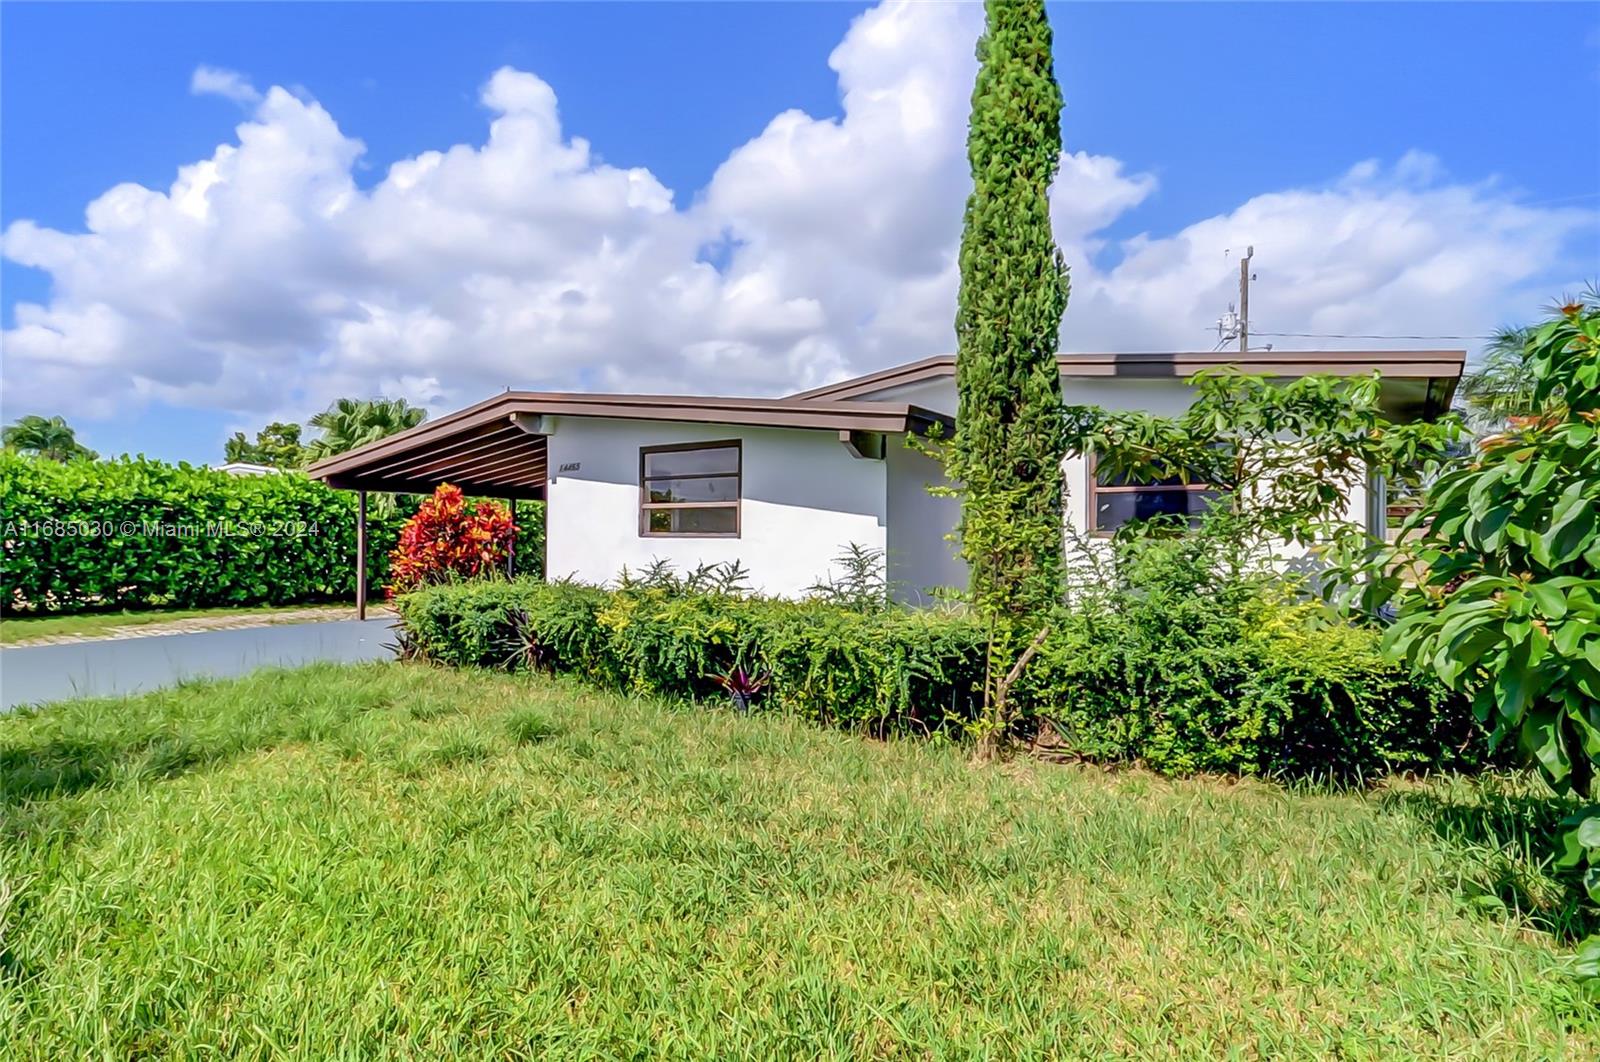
[949,0,1070,744]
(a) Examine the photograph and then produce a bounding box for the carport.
[306,390,950,617]
[305,392,551,619]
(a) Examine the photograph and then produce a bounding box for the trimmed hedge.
[395,577,1491,779]
[1,454,548,615]
[1024,596,1490,780]
[396,579,987,734]
[0,453,404,614]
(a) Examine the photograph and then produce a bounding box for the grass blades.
[1,662,1595,1059]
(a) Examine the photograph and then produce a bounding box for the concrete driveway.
[0,617,398,711]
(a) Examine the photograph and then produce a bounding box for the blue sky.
[3,1,1597,463]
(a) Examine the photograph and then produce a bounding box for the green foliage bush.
[2,453,546,614]
[396,578,988,735]
[1024,593,1488,780]
[1015,524,1491,780]
[395,574,1486,778]
[1331,294,1600,992]
[0,453,404,613]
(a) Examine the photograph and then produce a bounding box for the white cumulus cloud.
[3,1,1594,429]
[189,65,262,106]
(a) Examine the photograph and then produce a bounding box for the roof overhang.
[791,349,1465,418]
[306,391,952,496]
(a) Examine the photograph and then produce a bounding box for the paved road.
[0,617,398,711]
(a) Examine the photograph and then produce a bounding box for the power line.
[1249,329,1496,341]
[1210,247,1502,343]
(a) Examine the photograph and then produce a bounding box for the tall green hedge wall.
[0,454,405,614]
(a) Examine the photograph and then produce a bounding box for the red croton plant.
[385,484,517,597]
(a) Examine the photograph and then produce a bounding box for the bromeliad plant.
[1339,295,1600,993]
[710,665,770,713]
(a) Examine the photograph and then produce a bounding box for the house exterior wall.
[885,438,966,603]
[829,372,1376,540]
[541,370,1386,603]
[543,418,889,597]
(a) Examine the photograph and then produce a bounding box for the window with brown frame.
[639,441,741,537]
[1088,456,1220,533]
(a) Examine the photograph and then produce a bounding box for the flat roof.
[307,348,1465,497]
[790,349,1467,402]
[306,390,952,497]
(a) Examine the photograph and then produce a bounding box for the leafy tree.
[1059,371,1468,783]
[224,421,307,468]
[2,414,97,462]
[1063,370,1461,552]
[945,0,1070,758]
[1340,298,1600,993]
[306,398,427,460]
[1353,303,1598,795]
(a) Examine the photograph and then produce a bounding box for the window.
[639,441,741,537]
[1088,457,1220,533]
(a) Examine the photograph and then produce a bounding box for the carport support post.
[356,490,368,621]
[507,498,517,578]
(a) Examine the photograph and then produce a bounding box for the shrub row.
[395,579,987,734]
[394,577,1491,780]
[1025,595,1490,780]
[0,454,406,614]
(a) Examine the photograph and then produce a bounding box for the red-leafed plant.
[385,484,516,597]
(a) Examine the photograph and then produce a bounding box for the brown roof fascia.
[306,392,951,482]
[1055,350,1467,379]
[790,350,1467,400]
[788,355,957,401]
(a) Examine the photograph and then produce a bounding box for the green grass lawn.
[1,664,1594,1059]
[0,603,356,644]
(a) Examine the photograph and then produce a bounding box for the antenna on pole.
[1238,245,1254,354]
[1212,246,1259,350]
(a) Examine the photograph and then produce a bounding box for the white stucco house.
[308,349,1463,613]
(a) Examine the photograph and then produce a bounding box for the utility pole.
[1238,245,1254,354]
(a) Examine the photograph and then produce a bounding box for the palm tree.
[305,397,429,520]
[1459,287,1598,434]
[305,398,428,460]
[2,414,98,462]
[1457,325,1539,434]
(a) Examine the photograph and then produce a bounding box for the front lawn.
[1,663,1593,1058]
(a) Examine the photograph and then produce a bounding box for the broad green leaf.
[1520,704,1570,788]
[1529,582,1569,619]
